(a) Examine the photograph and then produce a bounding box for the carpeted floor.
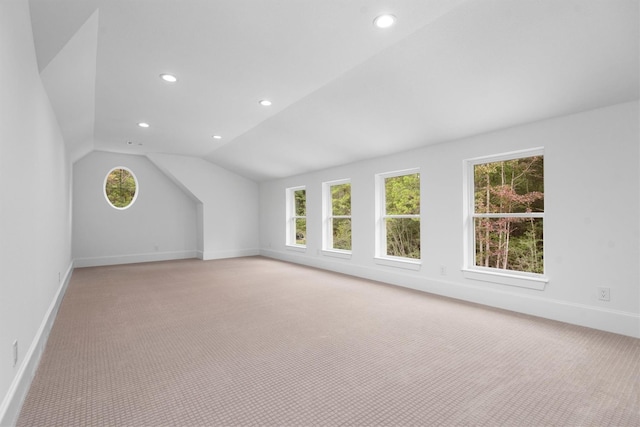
[17,257,640,426]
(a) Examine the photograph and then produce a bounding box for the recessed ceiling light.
[259,99,272,107]
[160,73,178,83]
[137,122,150,128]
[212,135,222,140]
[374,14,396,28]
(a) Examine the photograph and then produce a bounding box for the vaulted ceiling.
[29,0,639,181]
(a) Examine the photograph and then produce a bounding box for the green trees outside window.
[384,173,420,259]
[290,153,541,274]
[293,188,306,245]
[105,167,137,209]
[473,155,544,274]
[329,182,351,251]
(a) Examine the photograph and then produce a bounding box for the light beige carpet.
[17,257,640,426]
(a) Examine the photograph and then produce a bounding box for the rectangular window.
[323,179,351,253]
[375,169,420,266]
[286,186,306,247]
[464,148,545,287]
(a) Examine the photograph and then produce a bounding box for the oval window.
[104,167,138,209]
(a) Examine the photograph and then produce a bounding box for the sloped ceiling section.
[39,10,99,163]
[30,0,639,181]
[208,0,640,179]
[29,0,100,72]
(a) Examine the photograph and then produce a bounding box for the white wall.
[260,101,640,338]
[0,1,74,424]
[73,151,198,267]
[148,153,260,260]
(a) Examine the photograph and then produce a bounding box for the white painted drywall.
[259,101,640,337]
[72,151,198,266]
[147,153,260,260]
[39,9,98,164]
[0,1,73,423]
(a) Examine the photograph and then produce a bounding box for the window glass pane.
[105,168,137,209]
[474,156,544,214]
[332,218,351,250]
[331,183,351,216]
[385,173,420,215]
[295,218,306,245]
[294,189,306,216]
[385,217,420,259]
[474,217,543,273]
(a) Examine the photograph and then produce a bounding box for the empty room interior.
[1,0,639,425]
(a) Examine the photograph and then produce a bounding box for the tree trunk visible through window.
[105,168,137,208]
[474,156,544,273]
[385,173,420,259]
[330,183,351,250]
[294,189,306,245]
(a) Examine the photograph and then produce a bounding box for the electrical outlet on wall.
[597,287,610,301]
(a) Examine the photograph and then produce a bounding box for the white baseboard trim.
[0,261,74,427]
[421,277,640,339]
[200,248,260,261]
[74,250,199,268]
[260,249,640,339]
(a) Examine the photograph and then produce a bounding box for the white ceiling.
[29,0,639,181]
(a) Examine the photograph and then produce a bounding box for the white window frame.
[286,186,306,250]
[103,166,139,210]
[462,147,547,289]
[322,179,352,258]
[374,168,421,270]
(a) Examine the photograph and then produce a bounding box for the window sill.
[462,268,548,290]
[285,244,307,253]
[321,249,352,260]
[374,256,422,271]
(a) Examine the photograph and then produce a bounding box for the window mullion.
[377,169,420,262]
[466,150,544,278]
[472,212,544,218]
